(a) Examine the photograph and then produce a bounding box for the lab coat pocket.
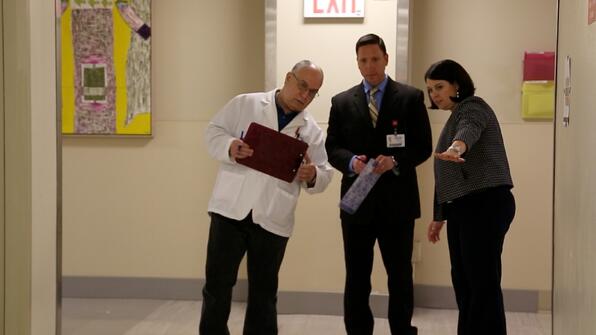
[266,188,297,225]
[211,170,245,207]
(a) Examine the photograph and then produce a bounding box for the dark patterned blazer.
[326,77,432,222]
[433,96,513,221]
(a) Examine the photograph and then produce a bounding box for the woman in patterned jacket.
[425,59,516,335]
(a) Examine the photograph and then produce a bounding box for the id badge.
[386,134,405,148]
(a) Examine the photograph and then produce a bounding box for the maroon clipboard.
[236,122,308,183]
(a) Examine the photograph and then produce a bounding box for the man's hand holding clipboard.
[296,152,317,186]
[235,122,309,183]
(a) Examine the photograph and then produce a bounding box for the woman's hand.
[427,220,446,243]
[435,140,466,163]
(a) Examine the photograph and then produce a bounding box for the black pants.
[199,213,288,335]
[445,186,516,335]
[341,216,417,335]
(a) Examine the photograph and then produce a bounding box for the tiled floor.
[61,298,551,335]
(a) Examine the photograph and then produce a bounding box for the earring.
[456,90,460,98]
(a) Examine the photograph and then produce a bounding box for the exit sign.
[304,0,365,18]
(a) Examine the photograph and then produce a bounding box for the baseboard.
[62,276,545,314]
[62,276,245,302]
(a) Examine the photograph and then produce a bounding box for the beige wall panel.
[152,0,264,122]
[4,0,33,332]
[63,121,214,278]
[554,0,596,333]
[30,0,57,333]
[500,124,553,290]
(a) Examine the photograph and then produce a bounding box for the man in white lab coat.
[199,60,333,335]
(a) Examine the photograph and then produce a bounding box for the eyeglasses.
[290,72,320,99]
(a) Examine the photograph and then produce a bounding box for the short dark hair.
[355,33,387,55]
[424,59,476,109]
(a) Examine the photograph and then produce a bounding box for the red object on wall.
[523,52,555,81]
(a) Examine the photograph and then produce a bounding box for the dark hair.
[355,33,387,55]
[424,59,476,109]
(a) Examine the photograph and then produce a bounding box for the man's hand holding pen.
[352,155,368,174]
[229,139,254,161]
[297,153,317,187]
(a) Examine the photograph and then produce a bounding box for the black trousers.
[341,215,417,335]
[199,213,288,335]
[445,186,516,335]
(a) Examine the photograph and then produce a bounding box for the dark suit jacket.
[325,78,432,222]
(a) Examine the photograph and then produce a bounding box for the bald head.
[278,60,324,113]
[291,60,324,81]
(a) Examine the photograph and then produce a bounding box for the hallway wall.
[553,0,596,333]
[4,0,57,334]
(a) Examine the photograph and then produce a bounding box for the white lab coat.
[205,89,333,237]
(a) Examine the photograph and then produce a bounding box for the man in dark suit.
[325,33,432,335]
